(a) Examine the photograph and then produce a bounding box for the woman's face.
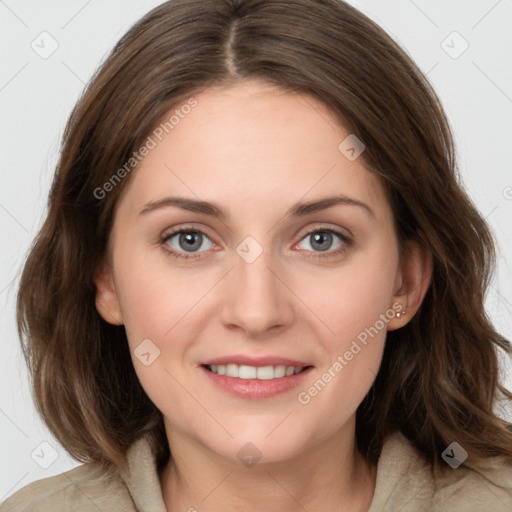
[96,79,412,463]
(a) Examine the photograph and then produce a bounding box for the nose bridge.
[220,234,292,334]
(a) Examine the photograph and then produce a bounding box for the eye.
[161,228,214,260]
[160,225,353,261]
[295,226,353,259]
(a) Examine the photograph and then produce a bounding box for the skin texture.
[94,78,432,511]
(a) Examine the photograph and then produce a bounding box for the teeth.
[207,364,306,379]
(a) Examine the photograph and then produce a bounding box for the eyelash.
[160,225,353,261]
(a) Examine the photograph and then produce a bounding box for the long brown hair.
[16,0,512,477]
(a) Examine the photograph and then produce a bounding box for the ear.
[387,240,432,331]
[93,260,124,325]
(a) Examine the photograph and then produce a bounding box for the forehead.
[116,79,391,225]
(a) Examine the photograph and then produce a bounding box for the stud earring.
[396,309,406,318]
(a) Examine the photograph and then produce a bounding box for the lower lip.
[200,365,314,399]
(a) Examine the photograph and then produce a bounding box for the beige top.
[2,431,512,511]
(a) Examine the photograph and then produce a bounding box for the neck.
[159,423,377,512]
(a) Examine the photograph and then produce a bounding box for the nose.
[220,244,294,338]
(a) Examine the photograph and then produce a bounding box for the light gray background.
[1,0,511,502]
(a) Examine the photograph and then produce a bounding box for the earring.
[396,309,406,318]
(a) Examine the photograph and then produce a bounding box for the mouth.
[200,362,314,399]
[202,363,313,380]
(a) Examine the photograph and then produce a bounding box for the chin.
[205,423,317,466]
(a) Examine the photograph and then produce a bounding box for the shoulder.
[370,431,512,511]
[0,462,135,512]
[431,455,512,511]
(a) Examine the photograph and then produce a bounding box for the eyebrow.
[139,194,375,219]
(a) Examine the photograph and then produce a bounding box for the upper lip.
[201,355,313,367]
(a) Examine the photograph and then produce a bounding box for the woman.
[3,0,512,510]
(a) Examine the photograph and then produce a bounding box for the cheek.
[113,250,212,423]
[112,248,224,404]
[297,240,399,347]
[293,242,397,410]
[114,244,215,342]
